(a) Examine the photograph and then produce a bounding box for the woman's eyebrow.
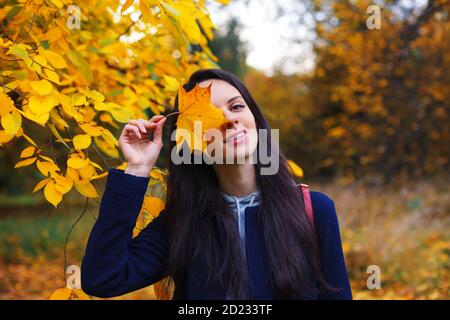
[227,95,243,105]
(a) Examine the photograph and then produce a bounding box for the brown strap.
[300,183,314,228]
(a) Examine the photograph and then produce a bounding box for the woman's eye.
[231,104,245,111]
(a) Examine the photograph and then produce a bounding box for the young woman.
[81,68,353,300]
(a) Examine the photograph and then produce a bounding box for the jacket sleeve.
[310,191,353,300]
[81,168,170,298]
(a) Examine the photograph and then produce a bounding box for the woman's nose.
[221,109,239,129]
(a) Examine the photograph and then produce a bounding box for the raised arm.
[81,168,170,298]
[310,191,353,300]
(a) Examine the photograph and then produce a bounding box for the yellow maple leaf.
[175,82,226,153]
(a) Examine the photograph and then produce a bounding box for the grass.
[0,206,96,264]
[313,176,450,299]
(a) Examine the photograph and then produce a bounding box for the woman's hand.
[118,115,167,177]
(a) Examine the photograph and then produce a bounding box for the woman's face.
[198,79,258,164]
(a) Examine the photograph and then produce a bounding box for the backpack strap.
[299,183,314,228]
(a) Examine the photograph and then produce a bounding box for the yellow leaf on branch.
[67,157,90,169]
[15,156,37,168]
[1,110,22,135]
[53,174,73,194]
[74,181,98,198]
[30,79,53,96]
[19,108,50,126]
[94,135,119,158]
[79,122,104,136]
[0,91,15,116]
[36,159,60,176]
[44,179,63,207]
[28,94,57,114]
[16,128,37,147]
[0,130,15,145]
[87,90,105,103]
[44,68,60,84]
[32,177,51,193]
[40,49,67,69]
[0,0,228,205]
[73,134,92,150]
[104,102,132,123]
[7,44,29,59]
[20,146,35,158]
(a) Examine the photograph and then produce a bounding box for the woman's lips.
[226,130,247,145]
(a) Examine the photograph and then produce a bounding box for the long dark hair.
[161,68,338,299]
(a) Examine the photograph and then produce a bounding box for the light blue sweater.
[220,190,261,299]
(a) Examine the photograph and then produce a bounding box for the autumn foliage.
[246,0,449,183]
[0,0,229,207]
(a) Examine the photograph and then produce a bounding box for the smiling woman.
[80,68,352,300]
[199,78,259,167]
[171,79,261,168]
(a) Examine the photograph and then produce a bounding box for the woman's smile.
[225,129,248,146]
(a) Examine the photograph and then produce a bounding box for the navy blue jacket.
[81,168,353,299]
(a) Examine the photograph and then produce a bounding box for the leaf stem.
[165,111,181,118]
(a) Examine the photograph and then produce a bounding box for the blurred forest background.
[0,0,448,299]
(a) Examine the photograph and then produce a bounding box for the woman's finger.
[152,117,166,146]
[128,119,147,133]
[150,115,165,122]
[147,115,165,126]
[124,124,141,139]
[137,119,148,133]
